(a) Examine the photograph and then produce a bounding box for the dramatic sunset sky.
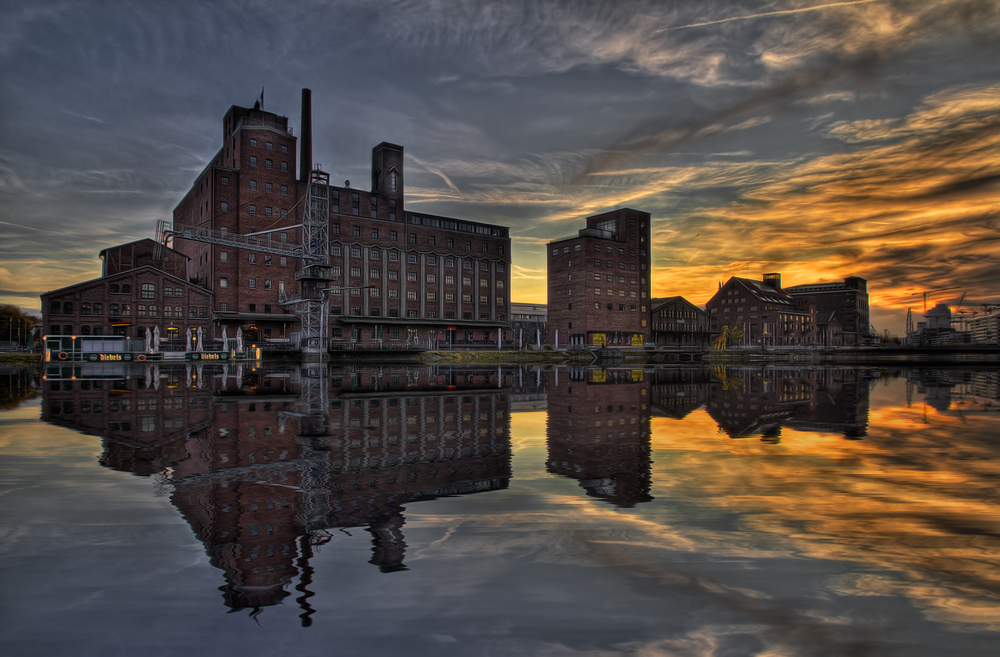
[1,0,998,333]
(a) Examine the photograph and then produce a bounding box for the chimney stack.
[299,88,312,182]
[763,273,782,291]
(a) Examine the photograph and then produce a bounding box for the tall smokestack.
[299,88,312,182]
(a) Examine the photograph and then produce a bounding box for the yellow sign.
[592,333,606,346]
[631,369,644,381]
[591,370,607,383]
[631,334,644,346]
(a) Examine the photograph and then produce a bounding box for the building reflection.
[705,367,873,441]
[41,363,513,622]
[545,367,653,507]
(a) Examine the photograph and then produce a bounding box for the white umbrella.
[144,328,152,353]
[235,326,243,355]
[144,365,152,389]
[185,364,194,389]
[220,325,228,353]
[152,364,160,390]
[152,326,160,353]
[185,328,193,352]
[196,326,204,352]
[195,363,205,389]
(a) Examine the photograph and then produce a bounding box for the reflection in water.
[545,367,653,507]
[32,363,1000,649]
[42,363,513,622]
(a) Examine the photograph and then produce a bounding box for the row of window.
[554,245,646,257]
[587,274,645,285]
[246,156,287,171]
[592,259,643,271]
[327,247,507,271]
[234,253,287,266]
[247,180,288,195]
[247,138,288,153]
[590,288,644,298]
[329,308,505,321]
[330,269,504,286]
[330,223,504,253]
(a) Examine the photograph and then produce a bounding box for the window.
[331,245,342,256]
[221,201,229,212]
[265,206,273,217]
[463,294,472,303]
[249,204,257,215]
[248,278,256,289]
[370,287,380,298]
[189,306,197,318]
[109,304,119,317]
[465,241,472,250]
[389,289,398,298]
[445,293,455,302]
[389,200,396,221]
[480,295,488,304]
[281,161,288,172]
[390,231,398,242]
[264,280,272,290]
[448,238,454,248]
[148,305,158,317]
[352,193,359,215]
[464,260,472,269]
[446,257,455,267]
[407,254,417,263]
[463,277,472,286]
[280,184,288,196]
[281,256,287,266]
[280,144,288,153]
[264,255,271,266]
[265,159,272,169]
[429,235,436,246]
[371,228,379,239]
[480,278,488,287]
[351,267,361,277]
[427,274,436,283]
[93,303,103,316]
[351,247,361,258]
[249,180,257,191]
[141,284,155,299]
[427,255,437,265]
[81,302,92,315]
[388,270,398,280]
[445,275,455,284]
[407,272,417,282]
[221,176,229,185]
[371,197,378,218]
[265,182,272,193]
[407,290,417,300]
[427,292,437,301]
[249,156,257,166]
[410,233,417,244]
[121,304,130,316]
[370,268,380,278]
[248,253,257,264]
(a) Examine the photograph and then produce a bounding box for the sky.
[1,0,998,334]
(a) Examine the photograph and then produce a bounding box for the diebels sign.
[86,353,134,362]
[187,352,229,361]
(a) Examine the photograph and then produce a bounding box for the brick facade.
[171,97,512,349]
[546,208,652,347]
[41,239,214,347]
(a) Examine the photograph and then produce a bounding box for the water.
[1,364,999,656]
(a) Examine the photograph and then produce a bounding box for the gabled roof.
[97,238,190,260]
[41,265,212,298]
[651,296,706,313]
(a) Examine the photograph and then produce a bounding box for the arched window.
[141,283,156,299]
[390,169,397,192]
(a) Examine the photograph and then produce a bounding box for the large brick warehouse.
[171,89,512,350]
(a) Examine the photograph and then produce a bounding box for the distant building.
[650,296,710,346]
[509,302,547,348]
[546,208,652,347]
[705,273,813,346]
[969,310,1000,345]
[785,276,871,346]
[41,239,214,348]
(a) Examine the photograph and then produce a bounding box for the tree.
[0,304,39,346]
[713,324,744,350]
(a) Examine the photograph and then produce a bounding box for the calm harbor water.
[1,363,999,656]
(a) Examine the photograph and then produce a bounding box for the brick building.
[650,296,710,347]
[785,276,871,346]
[546,208,652,347]
[705,274,814,346]
[545,367,653,507]
[41,239,213,348]
[171,91,512,350]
